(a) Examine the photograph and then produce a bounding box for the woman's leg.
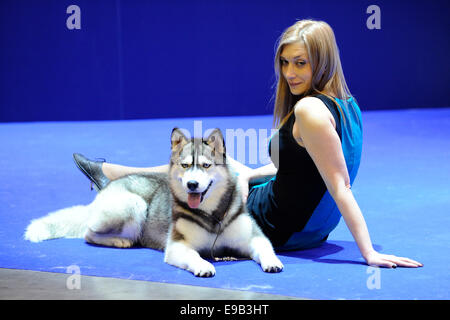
[78,152,253,190]
[102,154,250,180]
[102,163,168,180]
[73,153,169,191]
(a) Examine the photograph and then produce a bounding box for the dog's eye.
[181,163,190,169]
[202,163,211,169]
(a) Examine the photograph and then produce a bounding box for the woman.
[74,19,422,268]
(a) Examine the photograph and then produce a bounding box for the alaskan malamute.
[25,128,283,277]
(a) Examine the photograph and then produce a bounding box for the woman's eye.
[202,163,211,169]
[280,59,288,65]
[297,61,306,66]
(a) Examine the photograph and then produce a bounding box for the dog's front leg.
[249,236,284,273]
[164,241,216,277]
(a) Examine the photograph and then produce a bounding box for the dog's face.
[169,128,228,209]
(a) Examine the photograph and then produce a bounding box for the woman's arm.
[295,98,422,268]
[227,156,277,181]
[227,156,277,202]
[247,163,278,182]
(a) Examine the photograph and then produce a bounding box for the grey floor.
[0,268,303,300]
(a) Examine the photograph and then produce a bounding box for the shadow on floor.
[278,240,382,266]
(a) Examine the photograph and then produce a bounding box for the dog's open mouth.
[187,181,212,209]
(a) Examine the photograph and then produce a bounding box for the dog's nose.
[187,180,199,191]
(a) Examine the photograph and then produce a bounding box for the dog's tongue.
[187,193,201,208]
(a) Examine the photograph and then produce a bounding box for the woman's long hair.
[273,19,353,128]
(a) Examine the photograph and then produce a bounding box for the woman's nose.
[284,64,296,79]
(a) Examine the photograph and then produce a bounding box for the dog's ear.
[171,127,189,150]
[205,128,226,156]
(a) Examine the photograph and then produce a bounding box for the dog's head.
[169,128,229,209]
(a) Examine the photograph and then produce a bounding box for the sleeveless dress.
[246,94,363,250]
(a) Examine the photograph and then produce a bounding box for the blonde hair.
[273,19,353,128]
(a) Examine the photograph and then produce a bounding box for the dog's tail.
[24,205,90,242]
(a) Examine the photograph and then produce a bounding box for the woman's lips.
[289,82,302,87]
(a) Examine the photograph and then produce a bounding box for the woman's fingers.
[391,257,423,268]
[368,257,396,268]
[382,259,397,269]
[367,252,423,268]
[382,257,422,268]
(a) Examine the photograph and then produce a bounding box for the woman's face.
[280,42,312,96]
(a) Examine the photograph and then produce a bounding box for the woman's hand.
[363,250,423,268]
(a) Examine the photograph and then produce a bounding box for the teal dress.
[246,94,363,250]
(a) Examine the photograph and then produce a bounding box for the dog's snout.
[187,180,199,191]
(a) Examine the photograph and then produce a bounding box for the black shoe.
[73,153,110,191]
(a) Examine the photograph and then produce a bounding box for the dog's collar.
[211,183,235,224]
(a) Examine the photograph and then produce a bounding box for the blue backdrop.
[1,0,449,122]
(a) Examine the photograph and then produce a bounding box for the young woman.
[74,19,422,268]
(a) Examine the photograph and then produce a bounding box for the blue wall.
[1,0,449,122]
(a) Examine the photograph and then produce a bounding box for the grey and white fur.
[24,128,283,277]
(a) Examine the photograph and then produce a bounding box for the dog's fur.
[24,128,283,277]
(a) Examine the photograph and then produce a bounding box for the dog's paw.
[24,220,51,242]
[261,256,284,273]
[110,238,133,248]
[193,260,216,277]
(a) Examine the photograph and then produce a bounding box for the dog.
[24,128,283,277]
